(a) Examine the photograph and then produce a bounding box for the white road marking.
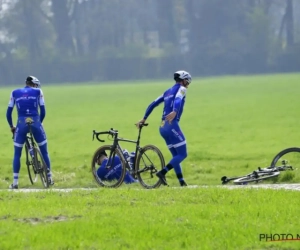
[1,184,300,192]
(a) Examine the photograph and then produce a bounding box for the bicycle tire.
[33,147,49,188]
[91,145,126,188]
[233,171,280,185]
[135,144,165,189]
[270,147,300,168]
[25,145,38,185]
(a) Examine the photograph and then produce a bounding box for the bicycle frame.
[92,123,148,172]
[25,133,35,156]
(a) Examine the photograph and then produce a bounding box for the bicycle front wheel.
[33,147,49,188]
[233,171,280,185]
[270,147,300,169]
[91,145,126,188]
[135,144,165,189]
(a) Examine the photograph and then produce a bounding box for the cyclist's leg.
[170,144,187,185]
[158,131,175,174]
[11,123,28,187]
[124,172,138,184]
[31,122,53,182]
[169,122,187,185]
[158,121,187,185]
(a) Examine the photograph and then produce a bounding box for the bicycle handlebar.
[138,123,149,127]
[92,129,118,142]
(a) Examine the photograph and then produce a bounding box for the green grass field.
[1,188,300,250]
[1,73,300,188]
[0,73,300,249]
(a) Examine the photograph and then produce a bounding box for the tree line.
[0,0,299,85]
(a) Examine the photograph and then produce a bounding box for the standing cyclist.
[136,70,192,187]
[6,76,54,189]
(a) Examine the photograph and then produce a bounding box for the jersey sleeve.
[143,94,164,120]
[173,87,187,113]
[39,89,45,106]
[8,91,15,108]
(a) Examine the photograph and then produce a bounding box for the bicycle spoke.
[136,145,165,189]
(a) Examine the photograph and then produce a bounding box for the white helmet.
[173,70,192,84]
[26,76,41,88]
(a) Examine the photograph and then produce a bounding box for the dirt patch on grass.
[14,214,82,225]
[0,215,10,220]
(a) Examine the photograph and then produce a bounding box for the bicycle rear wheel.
[33,147,49,188]
[25,145,38,185]
[233,171,280,185]
[91,145,126,188]
[270,147,300,169]
[135,144,165,189]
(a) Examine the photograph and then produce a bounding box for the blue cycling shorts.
[13,116,47,148]
[159,120,186,149]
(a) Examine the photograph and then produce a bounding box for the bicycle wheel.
[270,147,300,169]
[25,145,38,185]
[135,144,165,189]
[233,171,280,185]
[91,145,126,188]
[33,147,49,188]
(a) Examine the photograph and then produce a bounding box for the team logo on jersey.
[180,89,185,95]
[172,129,184,141]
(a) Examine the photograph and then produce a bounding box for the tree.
[51,0,75,56]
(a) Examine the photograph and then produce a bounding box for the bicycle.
[91,123,165,189]
[270,147,300,169]
[23,118,49,188]
[221,162,294,185]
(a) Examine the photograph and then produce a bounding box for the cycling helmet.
[98,151,107,157]
[173,70,192,84]
[26,76,41,88]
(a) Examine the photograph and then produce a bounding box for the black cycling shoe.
[156,172,168,186]
[180,180,188,187]
[9,184,18,189]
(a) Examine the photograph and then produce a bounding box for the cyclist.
[96,150,137,184]
[136,70,192,187]
[6,76,53,189]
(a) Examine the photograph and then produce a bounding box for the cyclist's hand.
[135,119,146,128]
[10,126,16,134]
[165,111,177,123]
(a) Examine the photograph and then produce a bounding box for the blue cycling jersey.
[143,83,187,121]
[6,86,45,127]
[97,155,137,184]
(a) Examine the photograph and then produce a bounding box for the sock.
[177,173,184,182]
[161,164,173,175]
[47,170,52,179]
[13,173,19,185]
